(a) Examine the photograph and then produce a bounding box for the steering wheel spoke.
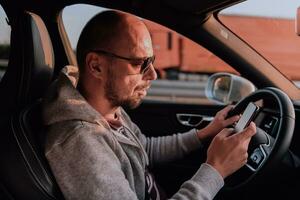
[246,145,267,171]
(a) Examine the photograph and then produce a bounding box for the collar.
[42,65,142,149]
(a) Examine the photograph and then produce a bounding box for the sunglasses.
[91,49,155,75]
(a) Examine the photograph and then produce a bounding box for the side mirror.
[205,73,256,105]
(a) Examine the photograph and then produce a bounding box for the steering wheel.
[224,87,295,189]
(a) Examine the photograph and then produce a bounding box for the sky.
[0,7,10,44]
[222,0,300,18]
[1,0,300,45]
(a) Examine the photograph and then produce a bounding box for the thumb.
[217,127,235,139]
[237,122,257,140]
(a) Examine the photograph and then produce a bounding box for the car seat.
[0,11,64,199]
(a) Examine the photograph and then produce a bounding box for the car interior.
[0,0,300,200]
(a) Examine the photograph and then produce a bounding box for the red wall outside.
[144,15,300,80]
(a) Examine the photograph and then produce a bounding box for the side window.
[0,4,10,80]
[61,4,238,105]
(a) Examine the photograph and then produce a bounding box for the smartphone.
[234,102,259,133]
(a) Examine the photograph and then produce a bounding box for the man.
[43,10,256,200]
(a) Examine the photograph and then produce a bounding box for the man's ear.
[86,52,103,79]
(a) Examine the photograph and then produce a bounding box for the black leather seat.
[0,11,63,199]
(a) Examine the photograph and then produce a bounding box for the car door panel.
[127,100,224,136]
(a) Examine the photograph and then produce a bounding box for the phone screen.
[235,102,258,133]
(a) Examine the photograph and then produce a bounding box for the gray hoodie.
[43,65,224,200]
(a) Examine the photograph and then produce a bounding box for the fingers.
[226,122,256,142]
[243,122,256,137]
[223,115,240,126]
[235,122,256,140]
[214,105,238,128]
[217,127,235,139]
[219,105,234,117]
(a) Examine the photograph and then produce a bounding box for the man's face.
[103,22,157,109]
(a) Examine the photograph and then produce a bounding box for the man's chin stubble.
[121,98,142,110]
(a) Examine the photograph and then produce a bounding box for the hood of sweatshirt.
[42,65,112,129]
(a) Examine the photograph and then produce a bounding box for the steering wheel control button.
[249,147,265,169]
[261,116,278,136]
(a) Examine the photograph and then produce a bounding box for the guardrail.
[148,79,207,98]
[147,79,300,100]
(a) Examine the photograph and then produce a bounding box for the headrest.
[0,11,54,113]
[27,11,54,101]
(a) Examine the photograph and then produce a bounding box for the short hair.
[76,10,126,73]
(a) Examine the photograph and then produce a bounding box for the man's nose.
[143,64,157,80]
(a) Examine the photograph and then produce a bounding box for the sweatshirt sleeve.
[45,129,140,200]
[121,109,202,165]
[132,122,202,165]
[170,163,224,200]
[146,129,202,165]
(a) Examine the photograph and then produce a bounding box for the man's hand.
[197,105,240,141]
[205,122,256,178]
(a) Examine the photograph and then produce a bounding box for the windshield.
[219,0,300,87]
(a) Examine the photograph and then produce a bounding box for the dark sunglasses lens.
[141,56,155,73]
